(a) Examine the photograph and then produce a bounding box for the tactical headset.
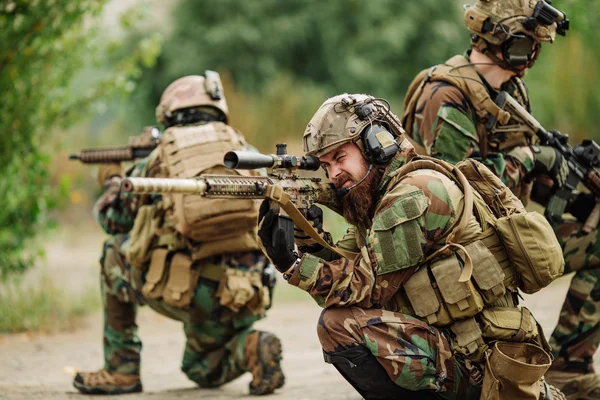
[343,96,401,165]
[332,96,401,197]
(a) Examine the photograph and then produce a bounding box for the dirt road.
[1,227,598,400]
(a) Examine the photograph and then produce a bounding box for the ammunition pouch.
[480,342,551,400]
[216,267,269,314]
[141,250,200,309]
[126,205,161,268]
[404,238,506,328]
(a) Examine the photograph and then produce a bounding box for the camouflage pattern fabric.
[405,54,600,371]
[93,146,275,388]
[550,221,600,370]
[409,80,534,191]
[318,307,481,398]
[100,234,267,386]
[287,145,484,395]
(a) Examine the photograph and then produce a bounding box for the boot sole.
[249,334,285,395]
[73,381,143,395]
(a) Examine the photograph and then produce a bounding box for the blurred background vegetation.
[1,0,598,331]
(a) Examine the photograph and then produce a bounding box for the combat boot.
[540,379,567,400]
[243,331,285,395]
[545,370,600,399]
[73,368,142,395]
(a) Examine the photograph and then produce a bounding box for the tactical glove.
[531,144,568,188]
[97,163,123,189]
[293,205,334,253]
[568,192,597,223]
[257,200,297,273]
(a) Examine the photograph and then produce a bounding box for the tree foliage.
[128,0,465,126]
[0,1,161,278]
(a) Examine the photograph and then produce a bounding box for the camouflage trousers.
[317,307,482,399]
[550,220,600,371]
[100,234,269,387]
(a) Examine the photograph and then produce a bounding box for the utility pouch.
[450,317,487,360]
[216,268,264,314]
[403,267,452,327]
[142,249,169,299]
[430,255,484,320]
[495,212,564,294]
[479,227,517,291]
[126,205,160,268]
[480,342,551,400]
[466,240,505,304]
[479,307,538,342]
[162,253,196,308]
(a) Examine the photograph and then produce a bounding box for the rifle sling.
[265,185,358,261]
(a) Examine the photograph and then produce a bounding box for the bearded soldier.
[73,72,284,395]
[401,1,600,398]
[258,93,565,399]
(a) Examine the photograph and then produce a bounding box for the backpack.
[456,158,564,294]
[159,122,261,243]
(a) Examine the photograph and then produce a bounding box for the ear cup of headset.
[361,124,400,164]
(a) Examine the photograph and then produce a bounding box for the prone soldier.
[73,72,284,395]
[401,1,600,398]
[257,94,565,399]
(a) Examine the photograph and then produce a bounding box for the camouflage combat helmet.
[464,0,569,68]
[155,71,229,125]
[303,94,405,157]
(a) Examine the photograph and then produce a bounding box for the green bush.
[0,1,161,278]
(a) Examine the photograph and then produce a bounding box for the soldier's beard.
[333,168,383,227]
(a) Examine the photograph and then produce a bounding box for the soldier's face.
[319,143,369,189]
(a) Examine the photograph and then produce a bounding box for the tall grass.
[0,273,101,333]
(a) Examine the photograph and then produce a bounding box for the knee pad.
[323,346,438,400]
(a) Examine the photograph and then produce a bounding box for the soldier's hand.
[257,200,298,273]
[294,205,333,252]
[531,145,568,188]
[568,192,597,223]
[97,163,123,189]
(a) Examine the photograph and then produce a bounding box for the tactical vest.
[382,156,562,361]
[159,122,261,256]
[125,123,268,312]
[402,55,533,160]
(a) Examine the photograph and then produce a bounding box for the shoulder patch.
[371,191,428,275]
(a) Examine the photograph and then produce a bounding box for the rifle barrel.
[122,177,208,195]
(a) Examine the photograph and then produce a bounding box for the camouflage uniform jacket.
[288,141,480,310]
[406,51,535,193]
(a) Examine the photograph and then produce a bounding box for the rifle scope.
[224,151,320,171]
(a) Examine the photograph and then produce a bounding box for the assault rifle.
[490,91,600,225]
[121,144,353,259]
[69,126,161,163]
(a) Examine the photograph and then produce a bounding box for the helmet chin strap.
[336,164,374,198]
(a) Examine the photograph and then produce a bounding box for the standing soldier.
[73,72,284,395]
[258,93,565,399]
[401,1,600,398]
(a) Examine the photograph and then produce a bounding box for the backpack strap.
[402,55,512,159]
